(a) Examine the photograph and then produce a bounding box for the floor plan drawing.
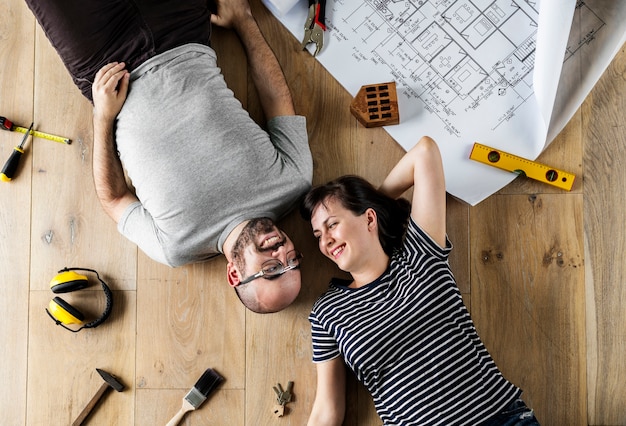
[335,0,540,136]
[564,2,606,62]
[270,0,626,204]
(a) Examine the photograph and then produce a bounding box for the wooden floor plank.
[135,258,245,392]
[244,306,315,425]
[470,193,586,425]
[0,1,34,423]
[583,44,626,426]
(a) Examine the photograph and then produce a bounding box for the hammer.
[72,368,125,426]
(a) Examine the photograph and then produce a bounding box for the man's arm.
[378,136,447,247]
[307,357,346,426]
[211,0,295,119]
[92,62,139,223]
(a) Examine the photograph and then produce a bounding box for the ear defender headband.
[46,267,113,332]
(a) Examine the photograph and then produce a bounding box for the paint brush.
[166,368,224,426]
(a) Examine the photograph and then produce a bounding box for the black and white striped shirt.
[309,219,521,425]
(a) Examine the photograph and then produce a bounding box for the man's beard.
[231,217,283,272]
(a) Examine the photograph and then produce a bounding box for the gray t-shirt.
[114,44,312,267]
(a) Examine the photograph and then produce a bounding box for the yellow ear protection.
[46,267,113,332]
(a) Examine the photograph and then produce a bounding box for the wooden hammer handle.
[72,382,111,426]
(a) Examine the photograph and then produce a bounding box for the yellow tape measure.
[469,142,575,191]
[14,125,71,145]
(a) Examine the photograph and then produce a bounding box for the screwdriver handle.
[0,116,14,131]
[1,146,24,182]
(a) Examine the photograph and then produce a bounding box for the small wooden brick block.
[350,81,400,128]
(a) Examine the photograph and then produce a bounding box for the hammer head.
[96,368,125,392]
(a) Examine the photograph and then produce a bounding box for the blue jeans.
[479,399,541,426]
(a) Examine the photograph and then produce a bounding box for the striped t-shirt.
[309,219,521,425]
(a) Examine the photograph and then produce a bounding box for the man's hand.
[91,61,137,224]
[211,0,295,118]
[92,62,130,122]
[210,0,253,30]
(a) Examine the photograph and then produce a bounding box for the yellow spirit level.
[469,142,575,191]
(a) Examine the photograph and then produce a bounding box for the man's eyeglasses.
[239,250,303,285]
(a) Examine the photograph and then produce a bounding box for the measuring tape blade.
[469,142,575,191]
[14,125,71,145]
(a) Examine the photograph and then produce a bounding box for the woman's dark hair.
[300,175,411,256]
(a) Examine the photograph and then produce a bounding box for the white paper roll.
[261,0,300,17]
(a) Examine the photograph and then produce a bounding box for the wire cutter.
[300,0,326,56]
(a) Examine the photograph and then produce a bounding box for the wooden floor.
[1,0,625,424]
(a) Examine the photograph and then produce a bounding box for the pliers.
[300,0,326,56]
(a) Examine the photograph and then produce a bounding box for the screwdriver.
[1,122,33,182]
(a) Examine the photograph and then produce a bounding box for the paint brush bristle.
[184,368,223,409]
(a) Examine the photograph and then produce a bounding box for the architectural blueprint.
[264,0,626,204]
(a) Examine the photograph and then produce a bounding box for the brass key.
[272,381,294,417]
